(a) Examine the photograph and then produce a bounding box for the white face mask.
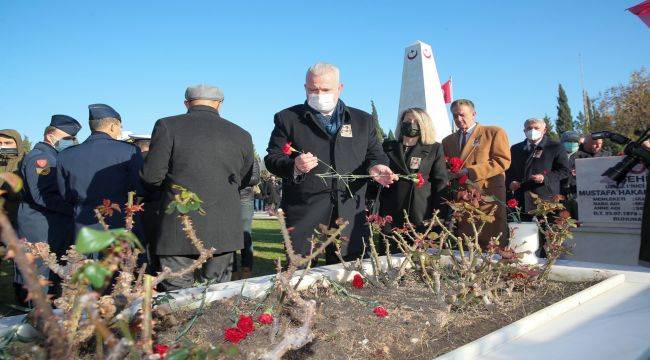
[307,93,337,113]
[525,129,543,141]
[56,139,76,151]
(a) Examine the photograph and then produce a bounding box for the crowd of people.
[0,62,631,305]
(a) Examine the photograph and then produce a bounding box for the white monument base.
[563,225,641,266]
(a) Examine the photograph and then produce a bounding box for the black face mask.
[0,148,18,158]
[401,122,420,137]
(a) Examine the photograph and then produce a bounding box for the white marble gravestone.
[397,41,452,142]
[564,156,647,265]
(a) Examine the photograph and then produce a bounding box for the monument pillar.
[397,41,452,142]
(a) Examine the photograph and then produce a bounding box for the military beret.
[560,130,581,143]
[50,115,82,136]
[185,84,224,102]
[89,103,121,121]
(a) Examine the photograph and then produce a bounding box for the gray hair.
[306,62,340,83]
[524,118,546,128]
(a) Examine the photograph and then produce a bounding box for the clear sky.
[1,1,648,155]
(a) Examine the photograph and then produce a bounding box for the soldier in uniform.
[57,104,144,234]
[0,129,26,227]
[14,115,81,304]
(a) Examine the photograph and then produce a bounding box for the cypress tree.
[556,84,574,133]
[543,115,559,140]
[370,100,385,142]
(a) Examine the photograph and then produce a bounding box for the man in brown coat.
[442,99,511,247]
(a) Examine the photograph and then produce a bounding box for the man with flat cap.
[57,104,144,234]
[142,84,254,290]
[14,115,81,303]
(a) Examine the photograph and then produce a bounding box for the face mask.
[401,122,421,137]
[307,93,337,113]
[0,147,18,158]
[525,129,543,141]
[56,139,76,151]
[564,142,579,153]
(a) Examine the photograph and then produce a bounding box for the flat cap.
[89,103,121,121]
[185,84,224,102]
[560,130,581,143]
[50,115,82,136]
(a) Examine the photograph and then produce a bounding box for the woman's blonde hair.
[395,108,436,145]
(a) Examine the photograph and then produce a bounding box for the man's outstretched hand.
[370,164,398,187]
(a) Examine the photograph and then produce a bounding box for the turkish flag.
[441,78,452,104]
[628,0,650,27]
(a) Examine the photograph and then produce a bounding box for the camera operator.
[0,129,25,227]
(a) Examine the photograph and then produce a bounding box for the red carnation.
[559,210,571,219]
[447,157,464,173]
[510,272,528,280]
[224,327,247,343]
[458,174,469,185]
[415,173,425,188]
[282,142,294,156]
[236,314,255,334]
[153,344,170,358]
[258,313,274,325]
[373,306,388,318]
[384,215,393,223]
[352,274,365,289]
[506,199,519,209]
[543,169,549,175]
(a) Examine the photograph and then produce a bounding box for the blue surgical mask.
[563,142,579,154]
[56,139,76,151]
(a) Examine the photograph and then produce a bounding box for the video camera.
[0,148,19,158]
[591,128,650,184]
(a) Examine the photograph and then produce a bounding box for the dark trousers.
[158,252,233,291]
[315,206,362,266]
[235,200,254,270]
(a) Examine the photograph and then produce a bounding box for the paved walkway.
[253,211,277,220]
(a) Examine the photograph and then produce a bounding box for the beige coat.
[442,124,511,247]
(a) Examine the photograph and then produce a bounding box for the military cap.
[560,130,580,143]
[50,115,82,136]
[185,84,224,102]
[88,104,121,121]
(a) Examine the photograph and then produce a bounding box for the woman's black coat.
[378,140,448,228]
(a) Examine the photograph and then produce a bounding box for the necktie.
[460,131,467,152]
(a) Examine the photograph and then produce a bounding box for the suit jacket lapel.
[387,142,409,174]
[461,124,481,161]
[302,108,330,138]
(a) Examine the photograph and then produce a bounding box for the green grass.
[249,219,285,277]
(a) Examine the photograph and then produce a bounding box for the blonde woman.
[378,108,448,230]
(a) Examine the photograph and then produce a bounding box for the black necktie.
[460,131,467,151]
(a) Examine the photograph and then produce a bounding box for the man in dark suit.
[57,104,144,233]
[265,62,396,264]
[506,118,570,214]
[141,84,254,290]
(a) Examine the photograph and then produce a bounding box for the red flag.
[628,0,650,28]
[441,78,452,104]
